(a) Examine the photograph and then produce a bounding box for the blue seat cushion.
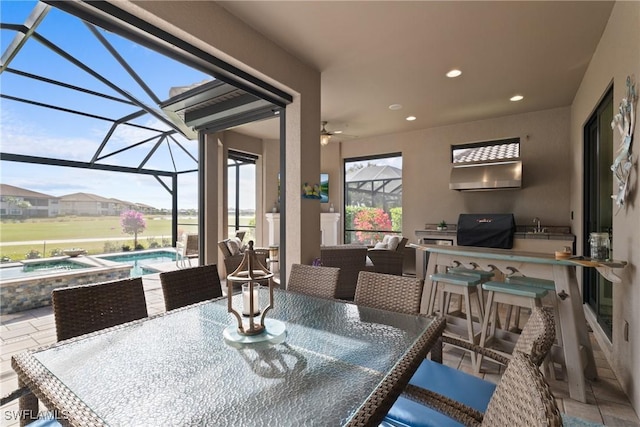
[385,359,496,427]
[24,419,61,427]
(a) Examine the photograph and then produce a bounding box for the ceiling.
[218,1,614,142]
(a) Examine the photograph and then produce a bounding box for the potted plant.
[437,220,447,231]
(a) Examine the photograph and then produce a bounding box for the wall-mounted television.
[320,173,329,203]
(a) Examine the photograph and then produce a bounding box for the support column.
[284,93,321,274]
[202,132,222,266]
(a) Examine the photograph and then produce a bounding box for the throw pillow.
[374,241,388,249]
[226,237,242,256]
[387,236,401,251]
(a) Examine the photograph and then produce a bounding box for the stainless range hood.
[449,160,522,191]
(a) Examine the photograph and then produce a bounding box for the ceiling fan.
[320,121,334,146]
[320,121,356,146]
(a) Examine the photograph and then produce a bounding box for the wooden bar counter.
[411,243,626,403]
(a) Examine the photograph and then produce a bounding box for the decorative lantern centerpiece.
[224,241,286,345]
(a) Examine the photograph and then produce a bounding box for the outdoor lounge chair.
[176,233,199,268]
[367,237,409,276]
[218,238,268,278]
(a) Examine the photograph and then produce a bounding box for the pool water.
[1,260,87,280]
[99,251,177,277]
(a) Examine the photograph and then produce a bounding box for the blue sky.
[0,1,219,210]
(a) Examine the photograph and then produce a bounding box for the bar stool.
[506,274,564,379]
[430,272,485,369]
[448,262,496,312]
[427,263,494,316]
[478,281,549,374]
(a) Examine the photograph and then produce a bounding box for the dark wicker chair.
[399,351,562,427]
[367,237,409,276]
[218,239,269,277]
[7,278,149,425]
[320,245,369,300]
[287,264,340,299]
[52,277,149,342]
[354,271,424,314]
[384,307,557,427]
[159,264,223,311]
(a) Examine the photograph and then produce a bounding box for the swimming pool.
[1,257,131,314]
[0,259,89,280]
[96,250,177,277]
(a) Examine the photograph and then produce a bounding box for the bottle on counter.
[589,232,610,260]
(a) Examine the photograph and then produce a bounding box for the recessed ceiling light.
[446,69,462,78]
[510,95,524,102]
[333,130,343,134]
[389,104,403,110]
[406,116,416,121]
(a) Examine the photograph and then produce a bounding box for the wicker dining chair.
[287,264,340,299]
[52,277,149,342]
[5,278,149,426]
[159,264,223,311]
[384,306,557,427]
[398,351,563,427]
[354,271,424,315]
[320,245,369,300]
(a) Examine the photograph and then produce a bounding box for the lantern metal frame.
[226,241,275,336]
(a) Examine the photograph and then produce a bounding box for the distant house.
[134,202,157,214]
[58,192,123,216]
[0,184,59,218]
[0,186,162,217]
[109,198,138,215]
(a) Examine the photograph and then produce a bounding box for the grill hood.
[449,160,522,191]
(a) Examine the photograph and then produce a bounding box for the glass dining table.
[12,289,445,426]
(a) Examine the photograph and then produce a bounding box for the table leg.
[553,264,597,403]
[18,378,38,427]
[420,251,438,314]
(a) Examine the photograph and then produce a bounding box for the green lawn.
[0,214,257,262]
[0,215,188,241]
[0,215,197,261]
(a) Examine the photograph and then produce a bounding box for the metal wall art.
[611,76,637,211]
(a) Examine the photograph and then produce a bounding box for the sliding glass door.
[583,87,613,339]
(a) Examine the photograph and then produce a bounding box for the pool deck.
[1,262,639,426]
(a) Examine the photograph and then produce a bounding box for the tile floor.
[1,271,639,426]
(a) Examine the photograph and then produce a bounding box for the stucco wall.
[328,107,572,244]
[570,1,640,413]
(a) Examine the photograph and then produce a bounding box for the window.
[344,154,402,244]
[227,150,258,241]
